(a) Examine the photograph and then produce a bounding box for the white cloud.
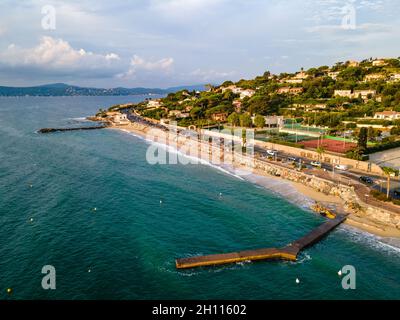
[0,36,121,73]
[306,22,391,35]
[131,55,174,71]
[190,68,235,81]
[118,55,174,79]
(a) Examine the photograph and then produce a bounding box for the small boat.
[311,203,336,219]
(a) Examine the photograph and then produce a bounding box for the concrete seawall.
[112,123,400,234]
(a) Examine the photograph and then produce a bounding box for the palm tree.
[316,146,326,162]
[381,167,398,199]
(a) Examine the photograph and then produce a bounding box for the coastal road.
[253,145,400,199]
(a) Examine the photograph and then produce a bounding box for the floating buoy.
[6,288,12,294]
[338,270,342,276]
[160,200,163,204]
[30,218,34,223]
[219,193,223,197]
[296,278,300,284]
[93,208,97,212]
[29,185,33,188]
[88,268,91,273]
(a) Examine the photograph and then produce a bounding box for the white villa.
[251,115,284,128]
[106,112,130,125]
[334,90,376,100]
[372,59,387,67]
[283,79,303,84]
[277,87,304,95]
[389,74,400,82]
[292,103,327,112]
[365,74,386,82]
[168,110,190,118]
[334,90,353,98]
[328,71,340,80]
[147,100,162,109]
[374,111,400,120]
[221,85,255,99]
[281,71,309,84]
[354,90,376,100]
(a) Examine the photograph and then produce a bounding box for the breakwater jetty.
[38,126,108,134]
[176,214,348,269]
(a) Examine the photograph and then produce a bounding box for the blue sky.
[0,0,399,88]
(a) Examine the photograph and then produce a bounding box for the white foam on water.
[117,128,245,181]
[117,129,150,143]
[117,128,400,257]
[338,224,400,255]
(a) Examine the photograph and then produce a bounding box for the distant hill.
[0,83,207,97]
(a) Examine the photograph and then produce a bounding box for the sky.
[0,0,399,88]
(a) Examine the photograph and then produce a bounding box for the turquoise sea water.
[0,96,399,300]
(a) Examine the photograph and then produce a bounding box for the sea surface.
[0,96,399,300]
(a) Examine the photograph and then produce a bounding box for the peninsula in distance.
[0,83,207,97]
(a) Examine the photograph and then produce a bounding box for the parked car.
[359,176,374,184]
[311,161,322,168]
[335,164,350,171]
[267,150,278,156]
[394,190,400,197]
[288,157,298,162]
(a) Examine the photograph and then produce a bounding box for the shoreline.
[109,123,400,239]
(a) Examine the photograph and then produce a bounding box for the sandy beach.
[110,123,400,239]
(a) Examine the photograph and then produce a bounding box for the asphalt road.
[253,145,400,198]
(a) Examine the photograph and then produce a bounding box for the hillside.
[124,57,400,160]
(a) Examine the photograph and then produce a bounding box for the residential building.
[365,74,385,82]
[239,89,256,99]
[277,87,290,94]
[389,74,400,82]
[221,86,255,99]
[169,110,190,118]
[348,60,360,67]
[334,89,376,100]
[292,103,327,111]
[184,105,194,112]
[372,59,387,67]
[264,116,285,128]
[147,100,162,109]
[353,90,376,100]
[211,112,228,122]
[374,111,400,120]
[232,100,242,113]
[328,71,340,80]
[277,87,304,95]
[334,90,353,98]
[106,112,130,125]
[294,71,309,80]
[283,79,303,84]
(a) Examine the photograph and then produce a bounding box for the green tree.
[316,146,326,162]
[358,127,368,152]
[190,107,203,119]
[239,113,253,128]
[227,112,240,127]
[254,115,266,129]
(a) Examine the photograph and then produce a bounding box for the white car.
[335,164,349,171]
[311,161,322,168]
[267,150,278,156]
